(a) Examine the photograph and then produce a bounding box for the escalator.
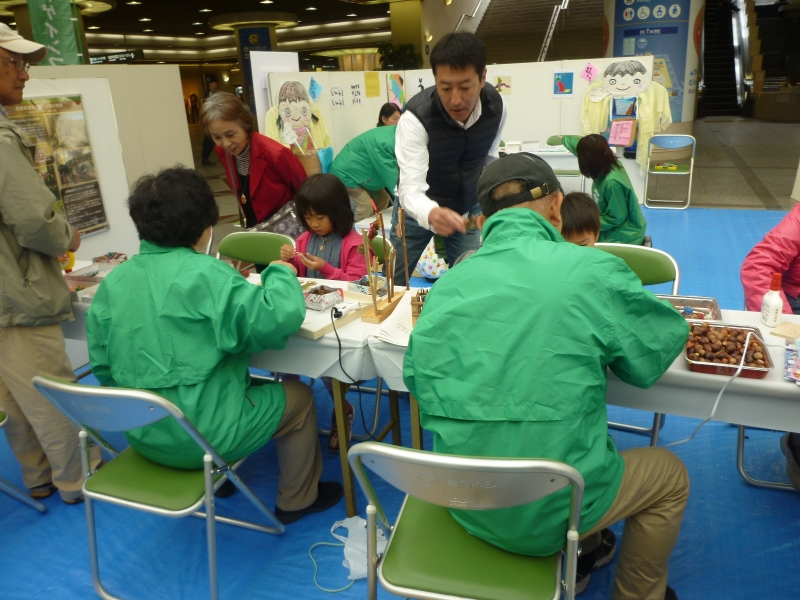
[701,0,742,116]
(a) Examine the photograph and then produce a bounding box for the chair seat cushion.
[84,447,210,511]
[381,496,561,600]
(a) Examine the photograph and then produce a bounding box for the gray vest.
[405,83,503,214]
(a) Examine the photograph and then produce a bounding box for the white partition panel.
[248,51,300,135]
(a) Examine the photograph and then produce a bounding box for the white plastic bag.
[331,516,387,580]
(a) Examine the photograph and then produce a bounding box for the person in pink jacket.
[741,203,800,315]
[280,174,367,281]
[740,202,800,490]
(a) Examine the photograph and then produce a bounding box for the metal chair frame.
[736,426,796,492]
[596,243,681,445]
[0,412,46,512]
[349,442,585,600]
[32,375,284,600]
[643,134,696,210]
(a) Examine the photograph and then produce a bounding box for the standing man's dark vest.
[405,83,503,216]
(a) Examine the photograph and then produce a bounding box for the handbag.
[245,200,304,240]
[223,149,304,240]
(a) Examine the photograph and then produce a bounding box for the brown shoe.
[328,402,354,453]
[29,482,57,499]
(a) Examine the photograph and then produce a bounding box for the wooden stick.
[399,208,410,288]
[370,256,379,312]
[386,248,395,301]
[361,228,379,313]
[377,212,389,277]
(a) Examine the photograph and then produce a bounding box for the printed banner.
[6,96,108,235]
[27,0,84,65]
[238,27,272,116]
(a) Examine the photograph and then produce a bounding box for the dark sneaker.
[780,433,800,491]
[29,482,57,499]
[665,585,678,600]
[214,479,237,498]
[575,528,617,594]
[62,495,84,505]
[274,481,343,525]
[328,402,354,453]
[201,158,214,166]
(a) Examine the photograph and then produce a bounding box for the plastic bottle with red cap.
[761,272,783,327]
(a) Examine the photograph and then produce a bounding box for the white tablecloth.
[367,309,800,433]
[62,277,382,383]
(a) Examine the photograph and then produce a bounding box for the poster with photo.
[6,96,108,235]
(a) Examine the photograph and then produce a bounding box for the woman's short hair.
[377,102,401,127]
[293,174,355,237]
[561,192,601,239]
[576,134,622,180]
[128,166,219,248]
[200,92,256,135]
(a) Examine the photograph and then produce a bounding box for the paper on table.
[372,292,413,346]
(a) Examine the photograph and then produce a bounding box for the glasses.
[0,55,30,72]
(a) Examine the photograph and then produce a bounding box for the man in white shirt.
[390,33,507,282]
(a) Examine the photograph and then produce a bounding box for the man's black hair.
[429,32,487,77]
[561,192,600,239]
[128,166,219,248]
[294,174,355,237]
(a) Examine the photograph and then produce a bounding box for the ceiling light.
[139,18,151,22]
[192,22,202,25]
[199,8,212,12]
[260,1,273,3]
[143,29,153,32]
[126,1,141,4]
[158,61,165,64]
[347,13,356,17]
[303,58,310,60]
[88,26,100,29]
[195,32,205,35]
[306,7,317,11]
[425,34,433,41]
[10,22,16,26]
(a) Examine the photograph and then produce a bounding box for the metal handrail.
[454,0,484,32]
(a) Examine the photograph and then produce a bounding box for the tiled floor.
[690,119,800,209]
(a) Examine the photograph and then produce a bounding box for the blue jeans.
[389,201,482,283]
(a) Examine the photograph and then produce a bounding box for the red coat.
[217,132,307,224]
[289,229,367,281]
[741,203,800,314]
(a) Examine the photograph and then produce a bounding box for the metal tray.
[658,295,723,321]
[685,321,772,379]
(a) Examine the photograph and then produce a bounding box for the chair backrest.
[595,243,680,294]
[369,235,394,265]
[349,442,584,532]
[649,134,696,151]
[0,410,6,429]
[217,231,294,265]
[32,376,227,466]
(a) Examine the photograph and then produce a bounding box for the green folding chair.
[596,243,680,446]
[349,442,585,600]
[32,375,284,600]
[0,411,46,513]
[216,231,294,267]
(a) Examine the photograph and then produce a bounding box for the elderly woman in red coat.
[201,92,307,228]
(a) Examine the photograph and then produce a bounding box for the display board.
[249,51,300,135]
[22,78,133,259]
[267,71,389,154]
[5,95,109,235]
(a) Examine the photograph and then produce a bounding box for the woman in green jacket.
[329,125,398,221]
[87,167,342,524]
[560,134,647,245]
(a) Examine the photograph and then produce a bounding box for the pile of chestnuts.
[686,323,768,368]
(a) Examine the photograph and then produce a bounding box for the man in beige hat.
[0,23,100,504]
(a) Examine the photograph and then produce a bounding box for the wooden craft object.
[770,321,800,340]
[296,303,371,340]
[361,289,407,324]
[410,289,428,327]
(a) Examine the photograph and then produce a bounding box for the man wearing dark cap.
[390,32,506,282]
[0,23,101,504]
[404,153,690,600]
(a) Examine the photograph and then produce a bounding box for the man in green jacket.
[0,24,101,504]
[329,125,397,221]
[404,153,689,600]
[87,167,342,524]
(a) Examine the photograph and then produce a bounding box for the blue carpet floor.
[1,206,798,600]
